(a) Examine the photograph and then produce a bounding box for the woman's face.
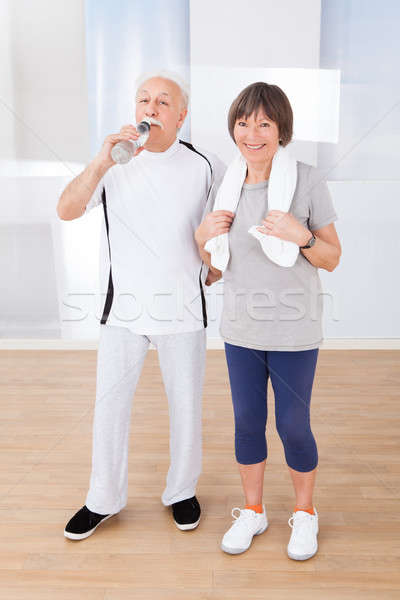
[233,110,280,166]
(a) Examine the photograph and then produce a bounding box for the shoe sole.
[64,513,116,540]
[221,522,268,554]
[173,515,201,531]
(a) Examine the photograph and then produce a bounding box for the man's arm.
[196,239,222,280]
[201,249,223,286]
[57,127,143,221]
[57,157,110,221]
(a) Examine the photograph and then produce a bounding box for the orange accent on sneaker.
[294,506,315,515]
[245,504,263,513]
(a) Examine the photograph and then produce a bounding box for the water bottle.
[111,120,151,164]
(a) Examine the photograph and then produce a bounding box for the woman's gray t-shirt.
[220,161,338,351]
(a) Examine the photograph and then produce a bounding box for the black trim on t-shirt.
[179,139,211,329]
[179,140,213,178]
[198,266,208,329]
[100,187,114,324]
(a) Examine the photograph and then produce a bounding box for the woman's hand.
[195,210,235,247]
[256,210,311,247]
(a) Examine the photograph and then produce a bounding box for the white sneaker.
[287,507,319,560]
[221,506,268,554]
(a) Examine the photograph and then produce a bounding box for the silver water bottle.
[111,119,151,164]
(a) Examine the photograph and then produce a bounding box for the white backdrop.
[0,0,399,345]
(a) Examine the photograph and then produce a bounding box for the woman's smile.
[243,143,266,151]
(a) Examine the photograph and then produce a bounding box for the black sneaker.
[64,505,116,540]
[172,496,201,530]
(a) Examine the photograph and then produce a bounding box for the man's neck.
[144,136,177,153]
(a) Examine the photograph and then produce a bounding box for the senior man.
[58,71,226,539]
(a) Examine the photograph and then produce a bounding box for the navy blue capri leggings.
[224,343,319,472]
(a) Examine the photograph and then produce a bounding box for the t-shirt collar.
[139,137,180,160]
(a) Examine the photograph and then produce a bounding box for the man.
[58,70,226,539]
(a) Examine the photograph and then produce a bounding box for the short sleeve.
[202,177,222,220]
[307,165,338,231]
[201,152,226,220]
[85,173,106,214]
[209,154,227,188]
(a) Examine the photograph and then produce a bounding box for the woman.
[195,82,341,559]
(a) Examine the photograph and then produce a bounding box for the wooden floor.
[0,349,399,599]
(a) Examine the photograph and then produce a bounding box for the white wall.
[190,0,322,69]
[190,0,325,168]
[0,1,16,158]
[323,182,400,338]
[0,0,90,164]
[1,0,398,343]
[0,0,90,338]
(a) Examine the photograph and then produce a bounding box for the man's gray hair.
[134,69,190,109]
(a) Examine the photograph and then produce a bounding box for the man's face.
[135,77,187,151]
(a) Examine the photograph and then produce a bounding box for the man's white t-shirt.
[86,137,226,335]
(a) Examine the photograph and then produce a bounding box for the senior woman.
[195,82,341,559]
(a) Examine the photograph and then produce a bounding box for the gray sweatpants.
[85,324,206,514]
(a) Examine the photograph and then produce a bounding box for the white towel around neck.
[204,144,299,270]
